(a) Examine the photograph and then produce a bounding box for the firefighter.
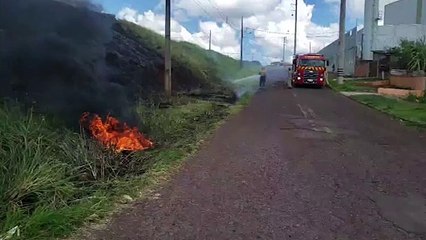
[287,67,293,89]
[259,67,266,88]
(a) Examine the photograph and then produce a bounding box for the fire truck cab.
[291,54,329,88]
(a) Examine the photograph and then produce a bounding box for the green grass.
[120,20,260,84]
[228,93,253,115]
[328,77,426,128]
[405,93,426,104]
[352,95,426,127]
[328,79,377,92]
[1,19,259,240]
[0,96,251,239]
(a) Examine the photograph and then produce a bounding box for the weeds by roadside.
[327,79,377,92]
[405,93,426,104]
[352,95,426,127]
[0,97,246,239]
[328,79,426,128]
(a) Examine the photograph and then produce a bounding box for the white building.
[384,0,426,25]
[319,0,426,77]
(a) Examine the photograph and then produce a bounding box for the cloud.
[174,0,280,20]
[236,0,339,62]
[117,7,240,58]
[323,0,364,20]
[324,0,400,25]
[117,0,343,64]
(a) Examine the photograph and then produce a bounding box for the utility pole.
[240,16,244,68]
[283,37,287,63]
[293,0,298,56]
[309,42,312,53]
[337,0,346,84]
[164,0,172,97]
[209,30,212,51]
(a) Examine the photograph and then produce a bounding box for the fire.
[80,112,154,152]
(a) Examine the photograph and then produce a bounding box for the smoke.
[0,0,136,126]
[54,0,103,12]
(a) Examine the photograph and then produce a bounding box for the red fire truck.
[291,53,329,88]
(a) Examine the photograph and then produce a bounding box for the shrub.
[0,106,74,232]
[390,38,426,74]
[0,106,120,237]
[0,99,231,238]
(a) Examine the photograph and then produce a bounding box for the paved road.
[231,66,289,97]
[89,68,426,240]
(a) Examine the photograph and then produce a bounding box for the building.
[319,27,362,76]
[384,0,426,25]
[318,0,426,77]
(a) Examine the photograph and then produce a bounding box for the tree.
[389,37,426,75]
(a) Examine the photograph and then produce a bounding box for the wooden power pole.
[209,30,212,51]
[240,16,244,68]
[164,0,172,97]
[283,37,287,63]
[293,0,298,56]
[337,0,346,84]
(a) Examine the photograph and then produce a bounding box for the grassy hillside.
[119,21,261,87]
[0,99,235,239]
[0,4,259,240]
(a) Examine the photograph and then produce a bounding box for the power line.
[206,0,227,22]
[246,27,338,36]
[306,34,338,38]
[187,0,338,60]
[191,0,239,31]
[245,27,291,35]
[191,0,217,20]
[251,34,337,40]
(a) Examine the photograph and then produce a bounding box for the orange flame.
[80,112,154,152]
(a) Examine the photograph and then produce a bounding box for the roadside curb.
[340,91,379,97]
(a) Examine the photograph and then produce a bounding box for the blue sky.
[94,0,363,63]
[95,0,158,14]
[97,0,343,27]
[306,0,337,25]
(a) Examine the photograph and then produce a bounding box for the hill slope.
[0,0,260,238]
[111,21,261,95]
[0,0,260,125]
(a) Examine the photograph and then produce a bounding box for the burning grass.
[80,113,154,152]
[0,2,258,238]
[0,98,234,239]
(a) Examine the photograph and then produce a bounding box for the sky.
[92,0,396,64]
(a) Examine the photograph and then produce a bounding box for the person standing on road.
[259,67,266,88]
[287,67,293,89]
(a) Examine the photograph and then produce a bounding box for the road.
[89,67,426,240]
[231,65,292,97]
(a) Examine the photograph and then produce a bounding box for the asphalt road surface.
[89,67,426,240]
